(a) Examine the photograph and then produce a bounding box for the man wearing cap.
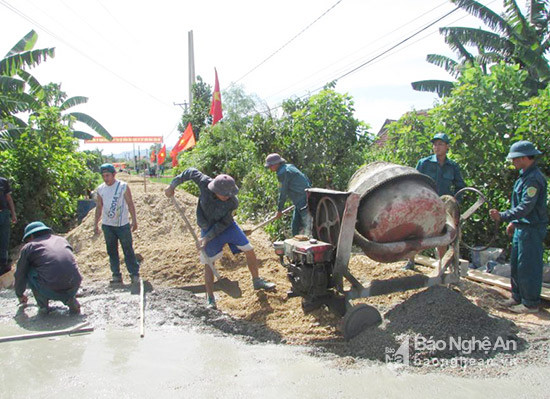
[94,163,140,285]
[0,175,17,276]
[490,140,548,314]
[403,133,466,270]
[14,221,82,314]
[165,168,275,309]
[265,153,312,237]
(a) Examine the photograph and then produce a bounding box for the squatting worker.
[404,133,466,270]
[94,163,140,286]
[264,153,312,237]
[165,168,275,309]
[15,221,82,314]
[0,175,17,276]
[490,140,548,314]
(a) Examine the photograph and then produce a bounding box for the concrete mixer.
[273,162,484,339]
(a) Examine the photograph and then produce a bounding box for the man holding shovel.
[265,153,312,237]
[165,168,275,309]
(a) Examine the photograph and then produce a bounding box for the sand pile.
[66,175,539,348]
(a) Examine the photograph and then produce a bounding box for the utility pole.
[188,30,196,108]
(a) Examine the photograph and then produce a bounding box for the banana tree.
[0,30,54,149]
[412,0,550,97]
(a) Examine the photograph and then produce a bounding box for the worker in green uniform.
[404,133,466,270]
[490,140,548,314]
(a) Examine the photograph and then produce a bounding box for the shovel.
[170,197,241,298]
[243,205,295,235]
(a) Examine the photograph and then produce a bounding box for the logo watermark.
[385,335,518,369]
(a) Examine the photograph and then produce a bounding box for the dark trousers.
[0,209,10,266]
[101,223,139,277]
[27,268,79,309]
[510,225,547,307]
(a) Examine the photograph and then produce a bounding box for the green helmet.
[431,133,450,144]
[22,221,52,242]
[506,140,542,159]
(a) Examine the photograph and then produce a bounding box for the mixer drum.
[348,162,447,261]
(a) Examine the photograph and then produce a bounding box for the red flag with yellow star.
[209,68,223,125]
[150,150,156,163]
[157,144,166,165]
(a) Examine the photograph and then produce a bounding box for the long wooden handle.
[171,197,200,245]
[249,205,295,233]
[170,197,221,279]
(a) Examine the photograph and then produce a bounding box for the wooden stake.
[139,278,145,338]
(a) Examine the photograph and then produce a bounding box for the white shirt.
[97,180,129,227]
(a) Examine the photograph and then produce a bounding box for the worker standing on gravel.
[94,163,140,286]
[14,221,82,314]
[490,140,548,314]
[403,133,466,270]
[264,153,312,237]
[165,168,275,309]
[0,175,17,276]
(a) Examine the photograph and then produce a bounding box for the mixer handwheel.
[315,196,341,245]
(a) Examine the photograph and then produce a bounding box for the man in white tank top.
[94,164,140,285]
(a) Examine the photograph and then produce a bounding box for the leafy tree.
[413,0,550,96]
[381,63,538,252]
[42,83,112,140]
[0,106,96,243]
[0,30,54,148]
[278,87,371,190]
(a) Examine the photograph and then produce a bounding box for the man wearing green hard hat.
[404,132,466,270]
[490,140,548,314]
[14,221,82,314]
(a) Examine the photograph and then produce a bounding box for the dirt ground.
[2,175,549,377]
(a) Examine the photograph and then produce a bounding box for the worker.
[15,221,82,314]
[94,163,140,286]
[264,153,313,237]
[165,168,275,309]
[0,175,17,276]
[404,133,466,270]
[489,140,547,314]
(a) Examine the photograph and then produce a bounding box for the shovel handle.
[171,197,221,279]
[248,205,295,234]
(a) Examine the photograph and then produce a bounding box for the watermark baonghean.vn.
[385,335,519,368]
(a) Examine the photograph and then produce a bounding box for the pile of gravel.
[326,286,523,365]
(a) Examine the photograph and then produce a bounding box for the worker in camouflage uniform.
[490,140,548,314]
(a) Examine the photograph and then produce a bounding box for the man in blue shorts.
[165,168,275,309]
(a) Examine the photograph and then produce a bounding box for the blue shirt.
[171,168,238,241]
[416,155,466,196]
[276,163,311,212]
[500,163,548,226]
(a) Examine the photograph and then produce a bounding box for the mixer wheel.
[341,304,382,340]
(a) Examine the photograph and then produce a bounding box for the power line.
[263,1,452,102]
[231,0,344,85]
[0,0,172,108]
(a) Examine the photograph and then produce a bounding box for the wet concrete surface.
[1,324,549,399]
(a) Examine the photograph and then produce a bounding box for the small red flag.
[150,150,156,163]
[157,145,166,165]
[173,123,196,153]
[209,68,223,125]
